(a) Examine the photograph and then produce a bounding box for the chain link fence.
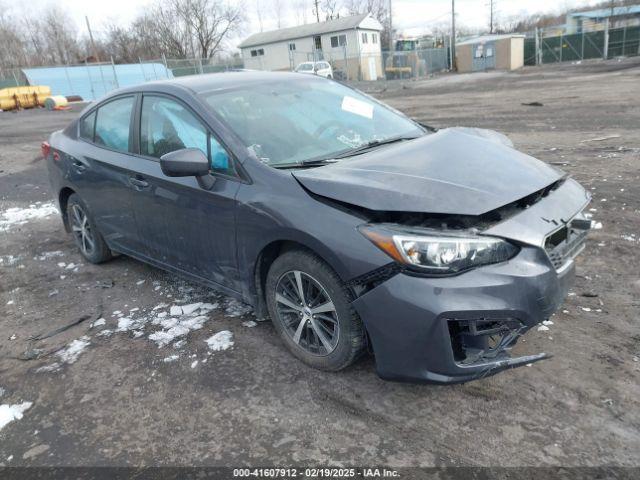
[0,46,450,102]
[269,47,449,81]
[524,24,640,65]
[0,56,244,101]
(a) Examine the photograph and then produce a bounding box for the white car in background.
[295,61,333,78]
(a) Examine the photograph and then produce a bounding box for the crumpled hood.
[292,128,564,216]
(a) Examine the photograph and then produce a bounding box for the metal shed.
[456,34,525,73]
[21,63,173,101]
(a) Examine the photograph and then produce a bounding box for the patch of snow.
[116,317,135,332]
[542,320,554,326]
[169,305,183,316]
[180,302,202,315]
[0,255,21,266]
[591,221,603,230]
[55,337,90,364]
[90,318,106,328]
[581,307,592,312]
[173,340,186,349]
[0,203,58,231]
[163,355,179,363]
[537,325,550,332]
[205,331,234,351]
[96,329,113,337]
[7,300,14,305]
[242,320,257,328]
[223,298,252,318]
[0,387,5,397]
[0,402,33,431]
[621,234,637,243]
[191,360,198,369]
[136,280,145,285]
[36,363,61,373]
[34,250,64,261]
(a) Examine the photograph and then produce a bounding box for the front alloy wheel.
[266,249,365,371]
[275,270,339,356]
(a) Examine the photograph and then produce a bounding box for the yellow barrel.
[44,95,69,110]
[0,86,52,111]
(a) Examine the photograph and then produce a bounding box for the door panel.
[127,160,241,291]
[71,95,142,253]
[71,145,143,253]
[129,94,241,292]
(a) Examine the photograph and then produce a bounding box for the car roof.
[116,70,315,96]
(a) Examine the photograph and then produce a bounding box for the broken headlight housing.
[359,224,519,275]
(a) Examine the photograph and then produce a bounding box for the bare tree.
[272,0,287,29]
[344,0,390,46]
[255,0,264,32]
[293,0,310,25]
[322,0,341,20]
[178,0,245,58]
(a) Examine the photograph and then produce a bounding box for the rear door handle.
[72,159,86,173]
[129,177,149,189]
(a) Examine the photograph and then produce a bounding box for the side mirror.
[160,148,209,177]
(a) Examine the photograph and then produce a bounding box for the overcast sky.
[29,0,600,44]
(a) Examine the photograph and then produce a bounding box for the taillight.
[41,141,51,159]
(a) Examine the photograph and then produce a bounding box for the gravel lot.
[1,58,639,468]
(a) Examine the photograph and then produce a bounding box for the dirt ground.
[1,58,639,469]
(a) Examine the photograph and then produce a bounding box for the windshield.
[201,77,424,167]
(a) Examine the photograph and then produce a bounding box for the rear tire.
[67,194,112,264]
[266,249,365,371]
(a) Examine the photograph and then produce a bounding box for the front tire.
[67,194,112,264]
[266,249,365,371]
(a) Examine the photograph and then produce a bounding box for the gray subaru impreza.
[45,71,591,383]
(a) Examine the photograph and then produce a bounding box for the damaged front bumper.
[352,246,573,383]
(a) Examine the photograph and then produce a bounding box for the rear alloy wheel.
[266,249,365,371]
[67,194,112,264]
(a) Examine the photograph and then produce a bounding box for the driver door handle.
[129,176,149,189]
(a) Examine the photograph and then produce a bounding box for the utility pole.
[313,0,320,22]
[451,0,456,71]
[85,16,100,63]
[489,0,494,34]
[388,0,393,52]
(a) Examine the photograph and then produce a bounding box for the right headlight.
[359,224,519,275]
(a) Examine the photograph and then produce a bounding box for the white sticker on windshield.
[341,96,374,119]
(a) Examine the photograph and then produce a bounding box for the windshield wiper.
[272,158,339,169]
[272,135,421,169]
[330,135,420,159]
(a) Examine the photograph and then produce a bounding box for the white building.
[238,14,384,81]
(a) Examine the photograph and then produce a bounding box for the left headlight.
[358,224,519,275]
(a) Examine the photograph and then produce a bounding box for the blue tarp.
[22,63,173,101]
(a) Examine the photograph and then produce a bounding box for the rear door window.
[79,111,96,140]
[94,96,135,152]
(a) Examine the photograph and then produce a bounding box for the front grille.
[544,216,590,271]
